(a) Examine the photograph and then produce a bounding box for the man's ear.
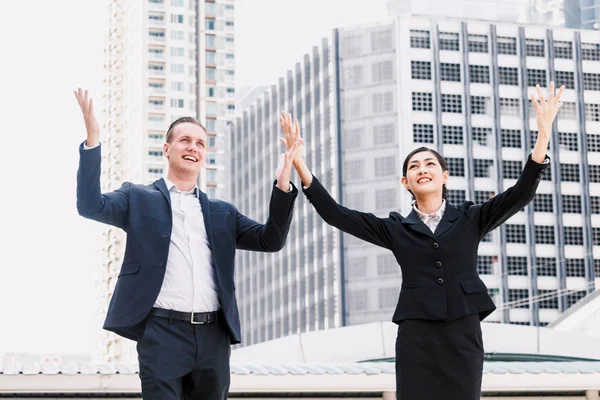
[163,142,169,159]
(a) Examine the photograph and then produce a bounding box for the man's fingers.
[279,137,288,148]
[555,85,566,104]
[89,98,94,113]
[530,93,542,113]
[535,84,545,105]
[294,119,300,136]
[548,81,555,103]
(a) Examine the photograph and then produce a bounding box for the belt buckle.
[190,312,205,325]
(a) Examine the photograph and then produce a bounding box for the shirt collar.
[163,178,199,197]
[413,199,446,222]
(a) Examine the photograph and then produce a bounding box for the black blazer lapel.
[154,178,171,207]
[402,209,436,239]
[434,203,460,238]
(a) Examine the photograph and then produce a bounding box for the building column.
[586,389,600,400]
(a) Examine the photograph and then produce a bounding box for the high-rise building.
[98,0,235,363]
[232,16,600,346]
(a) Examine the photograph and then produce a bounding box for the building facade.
[232,15,600,346]
[98,0,235,362]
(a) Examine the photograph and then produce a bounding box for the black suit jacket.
[303,155,549,323]
[76,143,297,343]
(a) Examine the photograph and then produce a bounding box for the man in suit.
[74,88,302,399]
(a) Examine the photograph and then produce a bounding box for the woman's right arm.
[295,158,393,249]
[279,112,393,249]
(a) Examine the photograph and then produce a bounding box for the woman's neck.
[414,195,444,214]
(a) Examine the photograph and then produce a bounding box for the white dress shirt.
[153,178,220,313]
[413,199,446,233]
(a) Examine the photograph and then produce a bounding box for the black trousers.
[395,314,484,400]
[136,312,231,400]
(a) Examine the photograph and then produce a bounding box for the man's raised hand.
[74,88,100,147]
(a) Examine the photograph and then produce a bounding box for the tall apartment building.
[232,16,600,346]
[98,0,235,362]
[528,0,600,30]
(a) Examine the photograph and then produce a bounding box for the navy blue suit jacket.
[76,143,297,344]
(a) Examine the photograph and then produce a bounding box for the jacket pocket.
[460,276,487,294]
[118,263,140,277]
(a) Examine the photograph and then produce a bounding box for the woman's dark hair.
[402,146,448,201]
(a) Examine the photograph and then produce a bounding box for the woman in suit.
[279,82,564,399]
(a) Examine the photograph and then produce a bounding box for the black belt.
[150,307,219,325]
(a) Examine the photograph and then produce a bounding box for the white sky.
[0,0,387,356]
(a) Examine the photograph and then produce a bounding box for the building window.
[208,136,216,148]
[347,257,368,279]
[535,225,555,244]
[374,156,396,176]
[372,60,393,82]
[371,29,392,51]
[527,69,547,87]
[379,287,399,309]
[345,160,365,181]
[506,224,526,243]
[591,165,600,183]
[170,30,184,40]
[562,195,582,213]
[349,290,369,311]
[592,196,600,214]
[566,259,586,277]
[509,289,529,308]
[564,226,583,246]
[446,157,465,177]
[373,92,393,113]
[588,134,600,152]
[497,36,517,55]
[567,291,587,308]
[442,94,462,113]
[499,67,519,86]
[374,124,395,145]
[526,38,545,57]
[583,73,600,91]
[471,96,491,115]
[170,47,184,57]
[344,65,363,87]
[477,255,496,275]
[582,42,600,61]
[472,127,492,147]
[345,128,364,150]
[346,192,365,209]
[502,129,521,148]
[534,193,553,212]
[475,190,494,204]
[594,227,600,246]
[441,63,461,82]
[468,34,488,53]
[554,41,573,59]
[207,153,216,165]
[171,14,184,23]
[500,98,520,117]
[474,159,494,178]
[148,167,164,174]
[596,260,600,277]
[507,256,528,276]
[503,160,522,179]
[410,30,430,49]
[412,92,433,111]
[469,65,490,83]
[556,70,575,89]
[411,61,432,80]
[171,0,183,6]
[375,188,397,210]
[170,98,184,108]
[585,104,600,122]
[536,257,557,276]
[378,254,399,276]
[560,163,580,182]
[343,35,362,57]
[443,125,464,144]
[447,189,466,205]
[148,150,163,157]
[559,131,578,151]
[439,32,459,51]
[538,290,559,309]
[413,124,434,143]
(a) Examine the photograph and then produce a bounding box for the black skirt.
[395,314,484,400]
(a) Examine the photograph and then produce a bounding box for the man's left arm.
[235,182,298,252]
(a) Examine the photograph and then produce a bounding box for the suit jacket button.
[435,261,442,268]
[159,261,165,267]
[437,278,444,285]
[432,242,439,249]
[163,233,169,239]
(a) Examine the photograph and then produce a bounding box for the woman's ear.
[401,176,409,189]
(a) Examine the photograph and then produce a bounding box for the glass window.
[497,36,517,55]
[526,38,545,57]
[443,126,464,145]
[469,65,490,83]
[468,34,488,53]
[442,94,462,113]
[413,124,434,143]
[411,61,431,80]
[439,32,459,51]
[441,63,461,82]
[410,30,430,49]
[412,92,433,112]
